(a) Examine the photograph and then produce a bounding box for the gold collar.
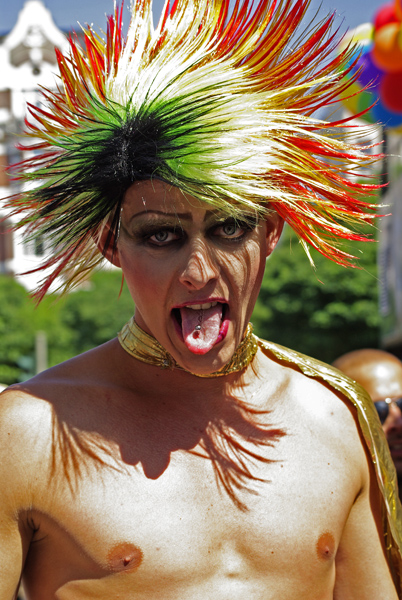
[118,318,259,378]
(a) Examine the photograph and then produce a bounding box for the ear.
[96,222,121,268]
[265,211,284,257]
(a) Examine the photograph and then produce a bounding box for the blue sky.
[0,0,386,36]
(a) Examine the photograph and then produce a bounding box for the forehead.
[351,362,402,401]
[122,180,207,217]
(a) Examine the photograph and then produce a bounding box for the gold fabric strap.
[118,318,259,378]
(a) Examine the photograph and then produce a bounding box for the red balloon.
[380,70,402,111]
[374,3,400,29]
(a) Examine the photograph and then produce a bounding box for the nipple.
[107,542,143,573]
[316,532,335,561]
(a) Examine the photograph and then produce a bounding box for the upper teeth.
[188,302,218,310]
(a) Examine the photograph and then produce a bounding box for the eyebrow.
[130,209,221,222]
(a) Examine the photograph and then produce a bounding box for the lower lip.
[171,305,230,347]
[215,315,229,345]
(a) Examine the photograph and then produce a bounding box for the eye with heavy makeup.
[124,215,259,249]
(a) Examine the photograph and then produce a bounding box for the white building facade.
[0,0,68,292]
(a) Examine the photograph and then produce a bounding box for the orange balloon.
[395,0,402,20]
[372,22,402,71]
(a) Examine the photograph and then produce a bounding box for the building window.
[0,220,14,262]
[23,233,47,257]
[0,154,9,188]
[0,90,11,110]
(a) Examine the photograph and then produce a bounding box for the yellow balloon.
[338,22,374,53]
[339,81,361,114]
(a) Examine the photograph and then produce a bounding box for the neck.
[118,318,259,378]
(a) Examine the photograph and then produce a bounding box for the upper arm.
[0,509,26,599]
[0,389,47,598]
[334,428,399,599]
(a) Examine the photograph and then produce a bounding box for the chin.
[175,339,238,376]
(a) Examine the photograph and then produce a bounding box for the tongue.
[180,304,223,354]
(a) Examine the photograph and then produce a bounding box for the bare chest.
[24,423,357,600]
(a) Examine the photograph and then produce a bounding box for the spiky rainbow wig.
[7,0,381,299]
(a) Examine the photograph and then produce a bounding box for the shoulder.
[0,339,121,486]
[0,385,55,511]
[5,337,124,399]
[257,337,363,412]
[256,338,374,474]
[257,335,372,421]
[0,384,52,448]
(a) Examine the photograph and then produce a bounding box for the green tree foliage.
[0,275,71,384]
[59,269,134,355]
[0,276,32,384]
[0,269,134,385]
[252,225,380,364]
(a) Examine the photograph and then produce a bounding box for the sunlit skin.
[0,182,398,599]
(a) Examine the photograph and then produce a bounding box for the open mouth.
[172,301,229,355]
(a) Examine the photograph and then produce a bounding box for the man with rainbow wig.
[1,0,401,597]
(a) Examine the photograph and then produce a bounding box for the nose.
[383,402,402,437]
[178,239,219,290]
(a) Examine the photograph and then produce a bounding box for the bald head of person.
[334,349,402,482]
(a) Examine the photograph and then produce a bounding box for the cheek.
[232,242,266,286]
[221,242,265,304]
[119,250,165,305]
[383,404,402,427]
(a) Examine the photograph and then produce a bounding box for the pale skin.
[0,181,398,599]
